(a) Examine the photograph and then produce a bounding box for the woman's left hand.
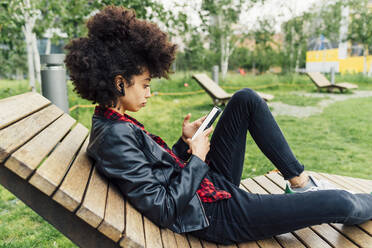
[181,113,207,142]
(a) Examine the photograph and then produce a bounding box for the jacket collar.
[94,105,145,130]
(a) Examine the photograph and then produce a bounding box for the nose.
[145,87,151,98]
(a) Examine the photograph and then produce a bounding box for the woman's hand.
[185,126,213,161]
[181,113,207,142]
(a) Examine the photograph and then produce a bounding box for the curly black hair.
[65,5,177,107]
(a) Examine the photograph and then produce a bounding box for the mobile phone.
[191,106,222,141]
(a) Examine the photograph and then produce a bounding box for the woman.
[65,6,372,245]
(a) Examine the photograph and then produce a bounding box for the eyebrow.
[143,78,151,82]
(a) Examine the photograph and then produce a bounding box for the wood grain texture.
[52,137,92,212]
[4,114,75,179]
[144,217,162,248]
[161,228,177,248]
[120,201,145,248]
[76,166,108,228]
[29,123,88,196]
[0,104,62,162]
[0,92,50,129]
[98,183,125,242]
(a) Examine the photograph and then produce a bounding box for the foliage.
[347,0,372,74]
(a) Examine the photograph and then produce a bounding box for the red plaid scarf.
[94,106,231,202]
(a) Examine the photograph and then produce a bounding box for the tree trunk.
[220,35,228,79]
[32,33,41,84]
[22,26,36,92]
[45,38,51,54]
[363,46,368,75]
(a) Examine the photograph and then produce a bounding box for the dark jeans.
[190,88,372,245]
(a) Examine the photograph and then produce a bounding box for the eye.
[144,84,150,89]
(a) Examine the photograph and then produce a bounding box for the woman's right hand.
[185,126,213,161]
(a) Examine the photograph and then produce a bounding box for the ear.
[114,75,126,92]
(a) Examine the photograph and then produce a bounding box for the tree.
[347,0,372,74]
[200,0,260,79]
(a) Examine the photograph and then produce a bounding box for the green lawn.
[1,72,372,247]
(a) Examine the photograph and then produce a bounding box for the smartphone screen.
[191,106,222,140]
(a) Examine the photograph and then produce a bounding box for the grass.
[1,71,372,247]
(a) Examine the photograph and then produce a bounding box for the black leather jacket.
[86,115,210,233]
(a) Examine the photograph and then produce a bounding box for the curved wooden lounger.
[0,92,371,248]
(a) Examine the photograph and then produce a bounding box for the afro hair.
[65,5,177,107]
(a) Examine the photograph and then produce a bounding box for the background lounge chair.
[192,73,274,105]
[307,72,358,93]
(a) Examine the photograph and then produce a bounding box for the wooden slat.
[187,234,203,248]
[161,228,178,248]
[218,244,237,248]
[29,123,88,196]
[311,224,358,248]
[192,74,232,100]
[52,137,92,212]
[76,166,108,228]
[201,239,218,248]
[98,183,125,242]
[144,217,162,248]
[120,201,145,248]
[4,114,76,179]
[175,233,191,248]
[238,242,260,248]
[0,104,63,162]
[0,92,51,129]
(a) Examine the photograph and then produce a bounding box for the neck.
[109,105,125,115]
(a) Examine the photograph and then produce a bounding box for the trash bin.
[40,54,69,113]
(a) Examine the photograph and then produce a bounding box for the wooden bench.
[0,92,371,248]
[307,72,358,93]
[192,73,274,105]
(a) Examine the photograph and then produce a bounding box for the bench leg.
[0,165,120,248]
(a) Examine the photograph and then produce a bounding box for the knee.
[231,88,263,107]
[332,190,356,218]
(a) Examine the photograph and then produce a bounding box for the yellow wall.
[306,49,372,73]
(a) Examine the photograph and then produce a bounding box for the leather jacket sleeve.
[95,123,209,228]
[172,137,191,161]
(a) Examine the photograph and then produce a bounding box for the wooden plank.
[4,114,76,179]
[330,223,372,247]
[29,123,88,196]
[0,92,50,129]
[53,137,92,212]
[218,244,237,248]
[0,164,119,248]
[237,241,260,248]
[187,234,203,248]
[98,183,125,242]
[200,239,218,248]
[76,166,108,228]
[161,228,178,248]
[174,233,191,248]
[0,104,63,162]
[144,217,163,248]
[120,201,145,248]
[311,224,358,248]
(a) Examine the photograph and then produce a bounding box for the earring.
[119,82,125,96]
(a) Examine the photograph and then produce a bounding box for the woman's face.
[120,69,152,112]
